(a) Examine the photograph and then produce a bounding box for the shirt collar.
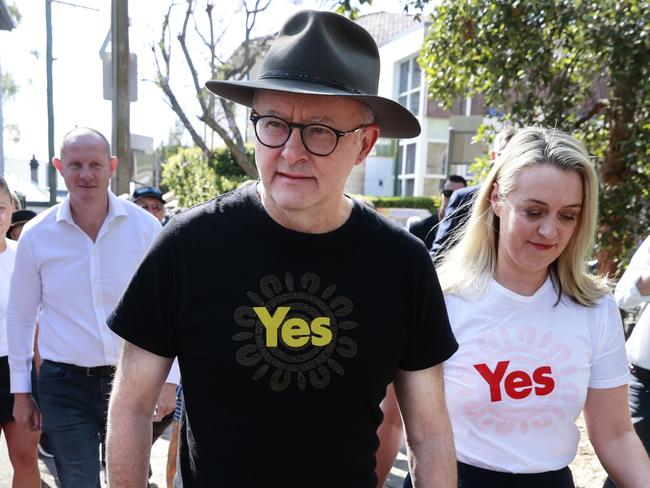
[56,191,128,225]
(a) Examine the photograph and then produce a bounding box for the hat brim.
[206,79,420,139]
[133,194,166,205]
[9,220,29,230]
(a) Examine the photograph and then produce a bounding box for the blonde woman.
[381,127,650,487]
[0,177,40,487]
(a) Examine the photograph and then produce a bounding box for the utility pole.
[46,0,57,205]
[111,0,130,196]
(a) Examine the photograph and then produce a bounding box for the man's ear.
[354,125,380,166]
[52,157,63,175]
[109,156,119,176]
[490,182,502,217]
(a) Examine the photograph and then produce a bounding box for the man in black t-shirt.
[106,10,458,488]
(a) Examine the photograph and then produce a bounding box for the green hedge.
[352,195,440,214]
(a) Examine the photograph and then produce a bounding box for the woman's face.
[491,164,584,285]
[0,189,13,240]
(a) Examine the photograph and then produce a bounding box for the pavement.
[0,426,171,487]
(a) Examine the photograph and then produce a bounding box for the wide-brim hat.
[206,10,420,139]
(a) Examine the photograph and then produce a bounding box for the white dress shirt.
[7,191,170,392]
[0,239,17,357]
[616,235,650,369]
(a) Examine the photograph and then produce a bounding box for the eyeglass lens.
[255,116,339,156]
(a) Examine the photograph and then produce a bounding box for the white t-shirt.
[443,276,629,473]
[0,238,17,357]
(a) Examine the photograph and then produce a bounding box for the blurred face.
[491,164,583,288]
[252,91,378,220]
[0,189,11,244]
[8,223,24,241]
[135,196,165,222]
[439,179,466,218]
[53,134,117,205]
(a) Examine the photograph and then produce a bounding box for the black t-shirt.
[109,184,457,488]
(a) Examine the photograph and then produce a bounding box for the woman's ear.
[490,182,502,217]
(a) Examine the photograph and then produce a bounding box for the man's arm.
[394,364,456,488]
[7,235,43,430]
[107,341,173,488]
[614,236,650,309]
[375,383,404,487]
[584,386,650,487]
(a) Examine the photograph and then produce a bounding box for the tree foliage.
[153,0,272,179]
[416,0,650,275]
[161,145,251,208]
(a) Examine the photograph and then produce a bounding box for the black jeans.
[403,461,574,488]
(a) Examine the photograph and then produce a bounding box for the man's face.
[135,196,165,223]
[53,134,117,205]
[439,179,466,218]
[252,91,378,219]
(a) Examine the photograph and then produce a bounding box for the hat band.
[258,70,364,95]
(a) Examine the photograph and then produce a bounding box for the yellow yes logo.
[253,306,333,348]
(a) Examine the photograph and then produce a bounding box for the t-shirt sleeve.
[589,294,630,389]
[108,220,180,358]
[399,247,458,371]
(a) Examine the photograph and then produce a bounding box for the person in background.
[106,10,458,488]
[407,175,466,250]
[132,186,166,224]
[430,127,517,257]
[7,209,37,241]
[438,175,467,221]
[0,177,40,487]
[604,234,650,487]
[7,128,178,487]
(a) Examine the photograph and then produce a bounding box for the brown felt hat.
[205,10,420,139]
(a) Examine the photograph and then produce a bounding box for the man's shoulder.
[170,186,254,229]
[357,204,431,259]
[19,204,60,240]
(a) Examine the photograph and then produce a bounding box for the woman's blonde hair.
[437,126,608,306]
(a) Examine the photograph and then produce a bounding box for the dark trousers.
[38,360,112,488]
[604,372,650,487]
[403,461,574,488]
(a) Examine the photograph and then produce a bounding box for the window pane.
[422,178,439,196]
[397,145,404,175]
[399,61,409,93]
[426,142,447,174]
[405,143,416,174]
[409,90,420,116]
[411,61,421,90]
[404,178,414,196]
[398,95,407,108]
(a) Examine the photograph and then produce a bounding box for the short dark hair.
[447,174,467,186]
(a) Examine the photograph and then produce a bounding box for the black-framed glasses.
[250,113,368,157]
[441,189,454,198]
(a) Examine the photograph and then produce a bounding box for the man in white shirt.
[605,235,650,487]
[6,128,178,487]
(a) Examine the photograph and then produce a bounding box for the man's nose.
[281,128,308,162]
